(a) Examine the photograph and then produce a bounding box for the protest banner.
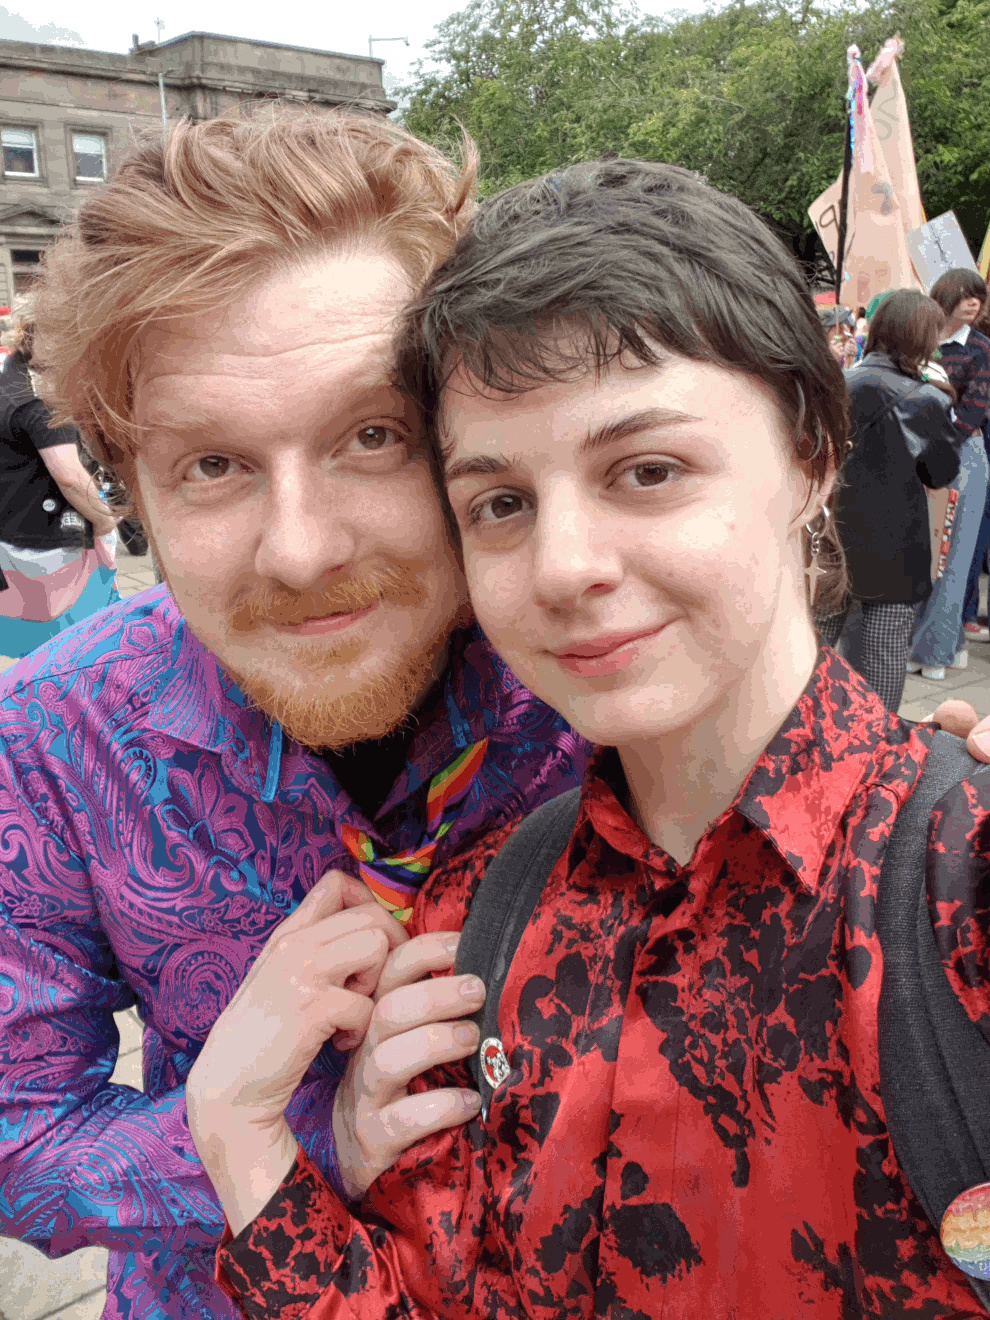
[866,36,925,234]
[906,211,979,291]
[809,41,921,308]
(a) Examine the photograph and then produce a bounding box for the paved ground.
[2,557,990,1317]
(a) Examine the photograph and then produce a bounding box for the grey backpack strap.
[878,730,990,1309]
[455,788,581,1118]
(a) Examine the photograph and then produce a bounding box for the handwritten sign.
[906,212,978,291]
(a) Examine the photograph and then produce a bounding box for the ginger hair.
[32,105,478,471]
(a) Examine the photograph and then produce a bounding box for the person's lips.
[277,604,378,637]
[551,625,667,678]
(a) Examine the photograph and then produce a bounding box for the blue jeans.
[962,427,990,623]
[912,434,990,666]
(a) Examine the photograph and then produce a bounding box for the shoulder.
[412,816,522,938]
[912,380,954,416]
[926,768,990,1046]
[0,587,182,754]
[457,626,576,744]
[968,329,990,365]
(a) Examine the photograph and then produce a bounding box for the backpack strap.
[454,788,581,1119]
[877,729,990,1309]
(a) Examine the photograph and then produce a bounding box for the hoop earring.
[804,507,831,607]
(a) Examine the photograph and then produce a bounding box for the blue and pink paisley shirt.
[0,585,588,1319]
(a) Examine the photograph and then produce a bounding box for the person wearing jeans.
[960,418,990,642]
[910,269,990,676]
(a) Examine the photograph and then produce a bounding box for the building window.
[1,127,39,177]
[72,132,106,182]
[11,250,41,265]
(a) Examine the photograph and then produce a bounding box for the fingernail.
[444,933,461,954]
[454,1023,477,1045]
[459,976,485,1002]
[975,733,990,760]
[464,1091,482,1110]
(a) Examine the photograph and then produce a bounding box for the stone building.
[0,31,395,300]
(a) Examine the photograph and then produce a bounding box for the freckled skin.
[129,249,468,721]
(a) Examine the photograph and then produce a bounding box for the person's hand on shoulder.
[924,700,990,763]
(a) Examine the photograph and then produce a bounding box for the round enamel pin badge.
[941,1182,990,1281]
[479,1037,510,1091]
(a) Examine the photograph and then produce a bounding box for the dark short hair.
[865,289,946,379]
[401,157,849,611]
[929,268,988,316]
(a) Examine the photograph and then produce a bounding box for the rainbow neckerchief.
[341,738,488,923]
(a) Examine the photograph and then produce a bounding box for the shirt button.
[940,1181,990,1281]
[42,498,57,512]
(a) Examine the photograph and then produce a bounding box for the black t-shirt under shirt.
[322,724,419,822]
[0,353,86,551]
[321,680,445,821]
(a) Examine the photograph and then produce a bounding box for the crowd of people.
[816,271,990,713]
[2,108,990,1320]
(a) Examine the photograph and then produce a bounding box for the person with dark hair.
[816,290,960,710]
[189,160,990,1318]
[909,268,990,672]
[0,307,121,656]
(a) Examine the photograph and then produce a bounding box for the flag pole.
[834,96,853,325]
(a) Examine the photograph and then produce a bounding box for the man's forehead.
[136,250,413,382]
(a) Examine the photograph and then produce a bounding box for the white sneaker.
[921,665,946,680]
[950,649,969,670]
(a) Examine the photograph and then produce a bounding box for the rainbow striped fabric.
[341,738,489,922]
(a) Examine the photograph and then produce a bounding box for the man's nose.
[531,480,621,611]
[254,463,358,589]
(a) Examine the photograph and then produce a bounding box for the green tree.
[402,0,990,261]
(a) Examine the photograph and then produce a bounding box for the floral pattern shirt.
[217,649,990,1319]
[0,586,587,1319]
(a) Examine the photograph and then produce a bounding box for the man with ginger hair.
[0,109,586,1319]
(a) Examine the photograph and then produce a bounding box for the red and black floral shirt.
[217,650,990,1319]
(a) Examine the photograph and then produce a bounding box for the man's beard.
[223,561,467,750]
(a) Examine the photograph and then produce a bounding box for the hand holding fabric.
[333,933,484,1200]
[185,870,406,1234]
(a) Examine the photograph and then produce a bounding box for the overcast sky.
[1,0,708,89]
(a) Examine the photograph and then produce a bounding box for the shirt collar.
[941,323,972,347]
[154,594,513,822]
[147,591,285,800]
[578,649,897,893]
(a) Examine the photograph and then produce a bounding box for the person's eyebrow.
[444,406,702,484]
[577,407,701,455]
[444,453,516,484]
[138,410,217,437]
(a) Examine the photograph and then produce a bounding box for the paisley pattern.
[219,650,990,1319]
[0,585,588,1320]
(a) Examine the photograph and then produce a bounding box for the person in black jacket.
[816,289,960,711]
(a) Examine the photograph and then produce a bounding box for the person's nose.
[254,459,358,589]
[531,478,621,613]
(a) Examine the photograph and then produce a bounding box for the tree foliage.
[401,0,990,262]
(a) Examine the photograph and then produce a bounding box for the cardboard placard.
[906,212,978,292]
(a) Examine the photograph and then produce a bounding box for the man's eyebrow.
[138,412,216,437]
[578,407,701,455]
